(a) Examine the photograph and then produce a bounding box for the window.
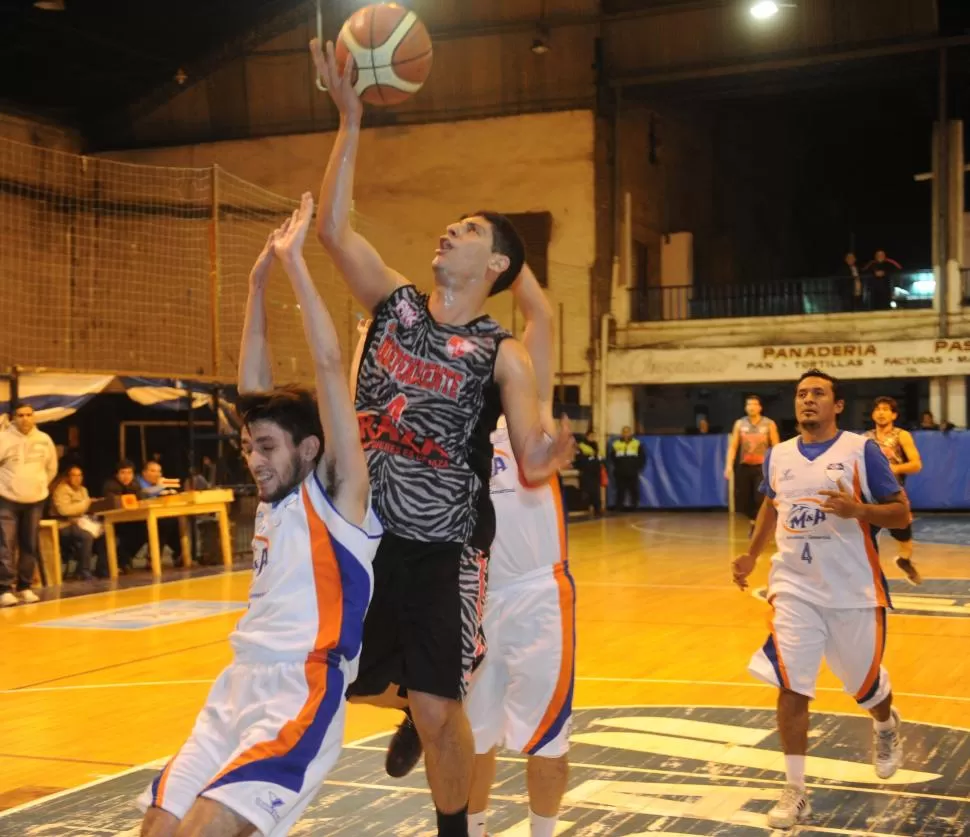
[505,211,552,287]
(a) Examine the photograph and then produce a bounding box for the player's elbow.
[887,503,910,529]
[316,216,348,251]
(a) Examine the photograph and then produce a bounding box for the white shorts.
[137,657,346,836]
[748,593,891,710]
[465,564,576,758]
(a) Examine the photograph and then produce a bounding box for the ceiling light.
[34,0,65,9]
[750,1,779,19]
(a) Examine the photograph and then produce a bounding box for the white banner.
[609,338,970,385]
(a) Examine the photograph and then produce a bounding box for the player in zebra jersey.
[313,40,575,837]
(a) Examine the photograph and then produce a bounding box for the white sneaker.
[874,707,903,779]
[0,591,18,607]
[19,588,40,604]
[767,784,811,829]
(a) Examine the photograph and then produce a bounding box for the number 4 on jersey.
[801,543,813,564]
[386,394,409,423]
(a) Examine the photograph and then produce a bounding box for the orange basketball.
[335,3,433,106]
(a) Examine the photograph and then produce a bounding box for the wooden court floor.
[1,511,969,834]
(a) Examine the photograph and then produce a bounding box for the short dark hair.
[796,369,843,402]
[465,211,526,297]
[116,459,135,472]
[238,386,323,460]
[745,394,762,406]
[873,396,898,413]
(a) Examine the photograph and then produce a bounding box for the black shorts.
[346,532,488,702]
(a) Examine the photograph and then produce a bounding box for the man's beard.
[259,452,305,504]
[799,419,819,431]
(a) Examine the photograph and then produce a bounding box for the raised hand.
[249,231,276,290]
[272,192,314,262]
[310,38,363,125]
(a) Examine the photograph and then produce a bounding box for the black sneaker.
[385,710,423,778]
[895,556,922,586]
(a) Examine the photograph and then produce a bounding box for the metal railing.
[631,271,935,323]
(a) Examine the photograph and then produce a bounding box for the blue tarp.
[607,430,970,511]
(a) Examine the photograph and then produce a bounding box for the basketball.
[335,3,433,106]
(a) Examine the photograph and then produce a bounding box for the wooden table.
[99,489,235,579]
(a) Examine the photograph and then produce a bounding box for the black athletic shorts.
[346,532,488,702]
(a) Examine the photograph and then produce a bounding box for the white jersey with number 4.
[488,423,567,588]
[763,431,893,610]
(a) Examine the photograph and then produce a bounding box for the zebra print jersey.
[355,284,509,546]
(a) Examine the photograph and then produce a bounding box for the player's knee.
[528,752,569,781]
[141,807,180,837]
[409,690,462,739]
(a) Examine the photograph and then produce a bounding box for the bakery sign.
[608,339,970,385]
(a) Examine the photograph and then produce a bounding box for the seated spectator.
[919,411,939,430]
[52,466,105,580]
[137,461,179,498]
[102,460,144,573]
[136,461,185,567]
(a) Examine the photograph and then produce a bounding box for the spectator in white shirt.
[0,405,58,605]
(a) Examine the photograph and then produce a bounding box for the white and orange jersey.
[488,421,567,589]
[230,472,383,681]
[762,430,900,610]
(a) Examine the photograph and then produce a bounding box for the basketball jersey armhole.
[309,472,383,542]
[373,282,420,320]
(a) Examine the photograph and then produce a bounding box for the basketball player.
[138,193,382,837]
[732,370,909,830]
[465,265,574,837]
[724,395,779,534]
[866,396,923,585]
[311,40,575,837]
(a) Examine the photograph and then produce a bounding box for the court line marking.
[310,775,922,836]
[573,677,970,703]
[17,568,250,609]
[3,704,966,829]
[0,728,393,819]
[5,676,970,705]
[0,752,135,768]
[5,639,227,692]
[344,744,965,806]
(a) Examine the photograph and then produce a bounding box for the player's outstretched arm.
[496,339,576,485]
[511,264,556,436]
[311,39,407,314]
[238,232,276,394]
[274,193,369,526]
[348,318,372,403]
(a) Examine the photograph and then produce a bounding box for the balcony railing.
[632,271,936,323]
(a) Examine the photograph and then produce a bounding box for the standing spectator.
[843,253,863,311]
[0,405,58,605]
[610,426,646,511]
[863,250,902,310]
[52,465,103,580]
[575,429,602,516]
